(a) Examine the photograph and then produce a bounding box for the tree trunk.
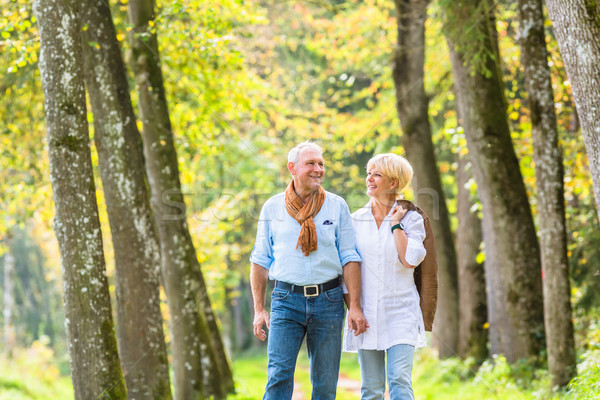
[3,238,15,357]
[80,1,172,398]
[231,282,246,352]
[442,0,546,362]
[518,0,576,386]
[33,0,127,398]
[455,155,488,361]
[545,0,600,217]
[126,0,234,398]
[393,0,459,357]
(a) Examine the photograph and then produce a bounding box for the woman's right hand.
[390,204,408,224]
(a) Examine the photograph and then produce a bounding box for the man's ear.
[288,161,295,176]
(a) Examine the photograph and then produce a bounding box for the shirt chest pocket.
[316,224,336,248]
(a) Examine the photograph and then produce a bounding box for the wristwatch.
[391,222,404,233]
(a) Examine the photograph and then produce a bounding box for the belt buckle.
[303,285,319,297]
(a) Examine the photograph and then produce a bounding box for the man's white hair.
[288,141,323,164]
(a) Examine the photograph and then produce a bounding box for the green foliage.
[0,0,50,247]
[566,349,600,399]
[564,322,600,399]
[229,346,600,400]
[0,227,64,349]
[435,0,499,78]
[0,339,73,400]
[569,204,600,309]
[0,0,38,75]
[229,351,269,400]
[411,348,562,400]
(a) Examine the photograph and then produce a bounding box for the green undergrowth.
[565,322,600,400]
[230,342,600,399]
[0,340,72,400]
[1,336,598,399]
[412,348,557,400]
[412,346,600,400]
[229,349,269,400]
[230,348,361,400]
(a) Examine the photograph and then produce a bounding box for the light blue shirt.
[250,191,362,286]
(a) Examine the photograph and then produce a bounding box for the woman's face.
[366,167,396,198]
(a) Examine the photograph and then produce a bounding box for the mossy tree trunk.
[545,0,600,218]
[34,0,127,398]
[3,236,15,357]
[441,0,546,362]
[80,1,172,398]
[518,0,576,386]
[392,0,459,357]
[455,154,488,362]
[126,0,234,398]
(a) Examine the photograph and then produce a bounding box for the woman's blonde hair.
[366,153,413,196]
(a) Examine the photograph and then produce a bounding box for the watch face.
[399,222,405,230]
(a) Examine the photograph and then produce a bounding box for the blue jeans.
[263,286,345,400]
[358,344,415,400]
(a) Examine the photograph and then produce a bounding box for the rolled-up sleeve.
[337,201,362,266]
[404,212,427,266]
[249,205,274,269]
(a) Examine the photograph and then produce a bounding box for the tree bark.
[393,0,459,357]
[545,0,600,217]
[33,0,127,398]
[518,0,576,386]
[455,155,488,361]
[126,0,234,398]
[80,1,172,398]
[3,237,15,357]
[442,0,546,362]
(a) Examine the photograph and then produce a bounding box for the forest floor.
[231,343,600,400]
[291,369,365,400]
[1,337,599,399]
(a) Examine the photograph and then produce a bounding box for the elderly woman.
[343,153,427,400]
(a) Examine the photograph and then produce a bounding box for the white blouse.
[343,200,427,352]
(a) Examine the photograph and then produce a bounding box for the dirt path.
[292,370,389,399]
[292,378,306,400]
[337,372,361,397]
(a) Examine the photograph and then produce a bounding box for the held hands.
[253,309,270,341]
[347,306,369,336]
[390,204,408,224]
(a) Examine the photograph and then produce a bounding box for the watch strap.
[391,222,404,233]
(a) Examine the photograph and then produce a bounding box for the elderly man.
[250,141,367,400]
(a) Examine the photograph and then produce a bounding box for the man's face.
[288,148,325,193]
